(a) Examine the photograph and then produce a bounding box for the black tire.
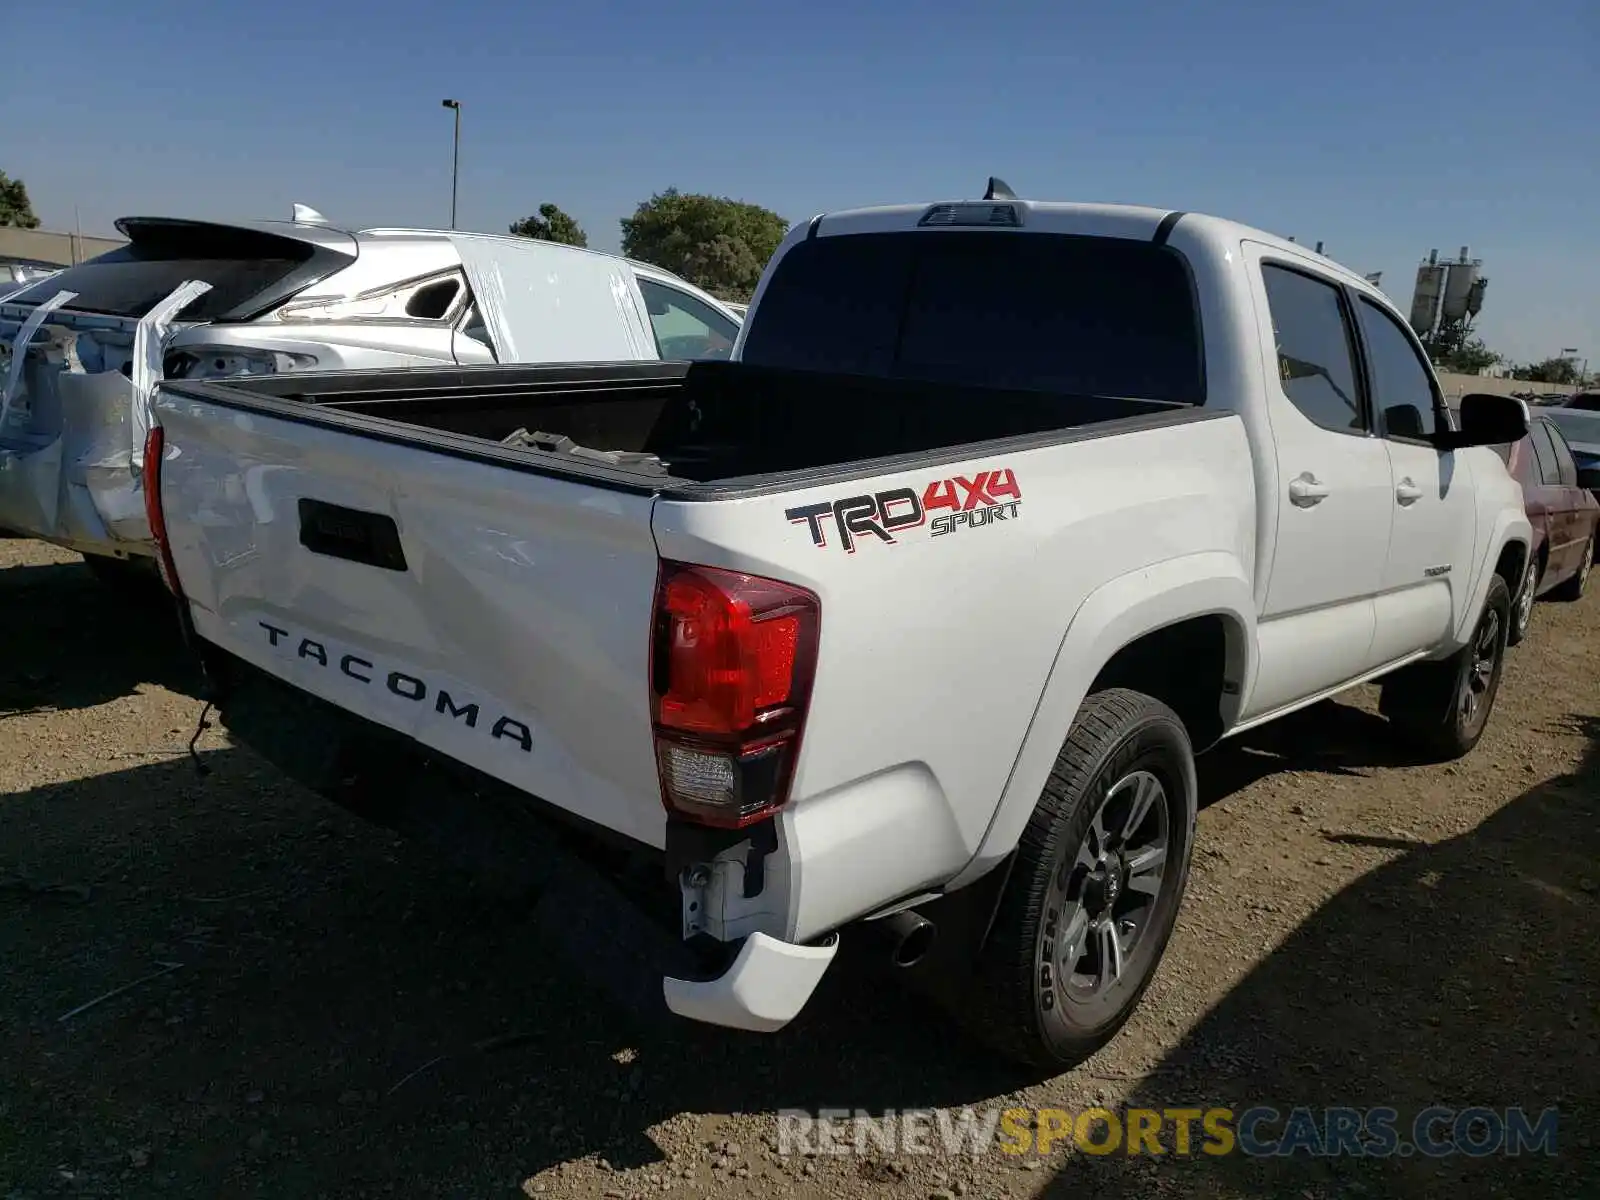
[1380,573,1511,760]
[1506,551,1541,647]
[964,688,1197,1070]
[1547,534,1592,602]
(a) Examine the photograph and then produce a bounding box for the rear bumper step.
[663,932,839,1033]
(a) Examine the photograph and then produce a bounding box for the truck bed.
[161,359,1192,492]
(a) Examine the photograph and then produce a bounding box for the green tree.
[1520,357,1581,386]
[1440,337,1500,375]
[508,203,587,248]
[620,189,787,302]
[0,170,40,229]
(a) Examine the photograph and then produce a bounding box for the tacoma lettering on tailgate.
[785,467,1022,554]
[257,621,533,753]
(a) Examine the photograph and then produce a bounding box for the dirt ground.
[1,535,1595,1200]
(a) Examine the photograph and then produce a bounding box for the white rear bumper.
[663,931,839,1033]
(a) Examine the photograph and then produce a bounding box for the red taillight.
[142,425,183,599]
[649,561,820,829]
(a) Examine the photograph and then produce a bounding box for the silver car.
[0,208,742,569]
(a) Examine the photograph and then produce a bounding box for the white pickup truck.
[147,185,1532,1069]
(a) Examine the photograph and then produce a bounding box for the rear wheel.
[1548,534,1592,602]
[964,689,1196,1070]
[1507,552,1541,646]
[1380,573,1511,760]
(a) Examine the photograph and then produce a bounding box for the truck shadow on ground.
[0,744,1016,1197]
[0,559,200,715]
[1196,693,1433,806]
[2,713,1594,1197]
[1042,712,1600,1200]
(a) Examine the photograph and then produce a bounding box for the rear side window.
[1547,424,1579,487]
[1532,422,1575,487]
[6,224,348,322]
[741,232,1204,403]
[1530,422,1560,486]
[459,305,492,350]
[638,278,739,360]
[406,278,462,319]
[1260,264,1365,433]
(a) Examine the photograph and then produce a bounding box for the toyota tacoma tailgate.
[152,392,667,847]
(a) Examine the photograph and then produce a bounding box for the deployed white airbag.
[130,279,212,471]
[450,236,655,364]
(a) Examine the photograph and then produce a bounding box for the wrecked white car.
[0,209,741,578]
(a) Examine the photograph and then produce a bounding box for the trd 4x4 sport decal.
[785,468,1022,554]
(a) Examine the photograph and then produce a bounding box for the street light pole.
[441,99,461,230]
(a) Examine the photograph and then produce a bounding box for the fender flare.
[1454,509,1532,649]
[943,551,1257,893]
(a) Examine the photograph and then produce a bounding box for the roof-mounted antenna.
[292,203,329,225]
[983,177,1017,201]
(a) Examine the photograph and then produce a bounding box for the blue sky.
[6,0,1594,365]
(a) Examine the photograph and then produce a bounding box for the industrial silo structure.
[1408,247,1488,356]
[1440,247,1483,327]
[1409,250,1448,337]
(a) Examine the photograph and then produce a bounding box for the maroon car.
[1502,415,1600,644]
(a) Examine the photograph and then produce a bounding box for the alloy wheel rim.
[1516,559,1537,631]
[1041,770,1170,1004]
[1460,607,1501,726]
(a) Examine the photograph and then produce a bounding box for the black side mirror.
[1385,404,1428,440]
[1577,466,1600,491]
[1438,393,1529,450]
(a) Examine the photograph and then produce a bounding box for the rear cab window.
[740,231,1204,403]
[5,220,352,323]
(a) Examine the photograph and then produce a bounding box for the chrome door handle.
[1288,474,1330,506]
[1396,479,1423,505]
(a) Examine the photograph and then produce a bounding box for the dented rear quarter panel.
[0,306,153,556]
